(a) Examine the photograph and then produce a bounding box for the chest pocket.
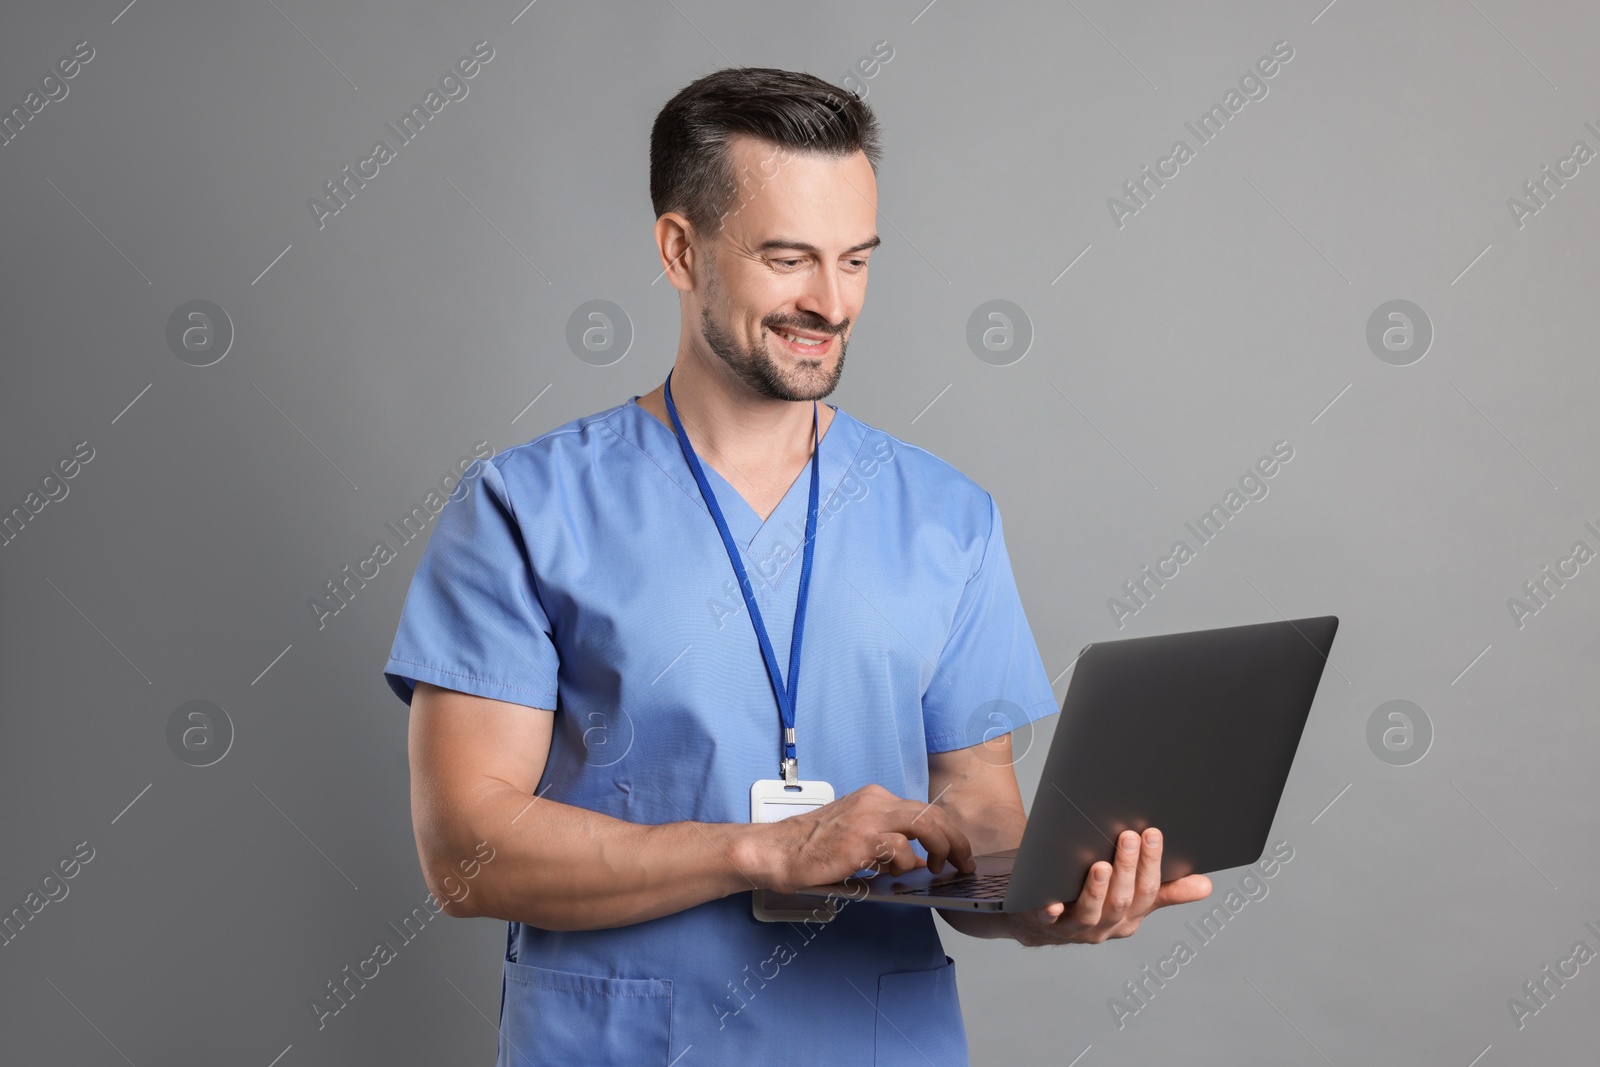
[499,959,673,1066]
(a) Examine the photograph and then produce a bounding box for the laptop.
[795,615,1338,912]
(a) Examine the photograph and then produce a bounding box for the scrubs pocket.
[874,955,969,1066]
[499,959,673,1067]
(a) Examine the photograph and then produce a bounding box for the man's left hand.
[1005,827,1212,947]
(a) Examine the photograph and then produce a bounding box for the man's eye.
[774,258,803,269]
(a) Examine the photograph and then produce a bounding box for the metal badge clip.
[782,728,798,783]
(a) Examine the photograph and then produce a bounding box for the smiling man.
[383,67,1209,1066]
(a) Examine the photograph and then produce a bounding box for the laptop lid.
[1004,615,1338,911]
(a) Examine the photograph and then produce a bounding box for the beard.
[698,270,847,403]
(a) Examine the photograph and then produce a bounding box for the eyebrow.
[754,235,882,256]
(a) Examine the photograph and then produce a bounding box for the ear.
[654,212,698,294]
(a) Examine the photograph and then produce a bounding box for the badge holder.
[750,774,835,923]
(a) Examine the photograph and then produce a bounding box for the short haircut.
[650,67,881,240]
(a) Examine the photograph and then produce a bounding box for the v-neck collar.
[610,395,869,552]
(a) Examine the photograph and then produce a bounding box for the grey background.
[2,0,1596,1064]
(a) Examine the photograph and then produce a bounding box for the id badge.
[749,778,836,923]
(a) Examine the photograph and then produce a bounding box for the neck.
[640,351,834,469]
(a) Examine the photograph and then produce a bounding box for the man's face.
[692,135,879,402]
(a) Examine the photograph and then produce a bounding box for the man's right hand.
[751,783,977,894]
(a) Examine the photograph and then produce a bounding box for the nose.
[795,264,848,332]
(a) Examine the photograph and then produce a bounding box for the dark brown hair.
[650,67,881,240]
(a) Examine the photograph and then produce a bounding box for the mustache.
[766,316,847,335]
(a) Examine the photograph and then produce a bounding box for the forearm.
[424,784,772,931]
[935,807,1022,938]
[953,795,1025,857]
[937,907,1020,939]
[933,777,1028,940]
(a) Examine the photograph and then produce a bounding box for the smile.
[773,328,833,352]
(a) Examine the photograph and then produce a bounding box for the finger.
[1154,873,1213,908]
[933,820,974,874]
[864,831,915,876]
[1026,904,1078,944]
[895,803,974,875]
[916,817,954,875]
[897,800,961,869]
[889,815,950,875]
[878,833,924,876]
[1104,830,1142,920]
[1069,861,1111,927]
[1131,827,1164,913]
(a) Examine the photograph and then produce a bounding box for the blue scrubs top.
[384,396,1057,1067]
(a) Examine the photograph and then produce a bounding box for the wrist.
[727,821,786,893]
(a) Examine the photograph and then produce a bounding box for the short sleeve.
[921,493,1058,753]
[382,459,560,709]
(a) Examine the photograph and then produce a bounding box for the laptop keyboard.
[893,871,1011,900]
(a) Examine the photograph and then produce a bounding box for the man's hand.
[1005,827,1212,947]
[752,784,977,894]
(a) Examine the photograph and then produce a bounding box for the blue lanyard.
[662,370,820,783]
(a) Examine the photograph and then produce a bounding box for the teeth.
[782,332,824,346]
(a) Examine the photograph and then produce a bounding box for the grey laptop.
[795,616,1338,912]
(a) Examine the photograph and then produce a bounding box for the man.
[383,67,1211,1066]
